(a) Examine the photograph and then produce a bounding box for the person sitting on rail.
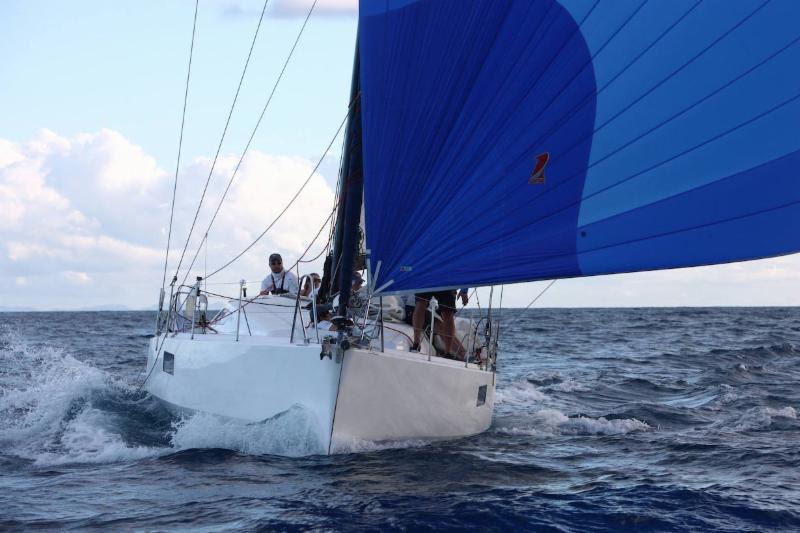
[259,253,299,295]
[300,272,321,300]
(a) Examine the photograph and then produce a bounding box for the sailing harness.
[269,271,289,295]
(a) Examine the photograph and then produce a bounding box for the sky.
[1,0,798,310]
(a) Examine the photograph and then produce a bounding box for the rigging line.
[498,284,504,318]
[515,280,556,317]
[285,199,338,272]
[139,334,167,390]
[298,237,332,264]
[204,108,349,280]
[180,0,318,286]
[143,0,200,392]
[206,192,340,326]
[161,0,199,292]
[172,0,271,282]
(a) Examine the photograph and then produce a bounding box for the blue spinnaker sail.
[359,0,800,293]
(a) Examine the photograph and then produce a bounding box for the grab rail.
[290,275,319,344]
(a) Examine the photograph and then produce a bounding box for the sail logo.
[528,152,549,185]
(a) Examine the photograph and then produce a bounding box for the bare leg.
[412,297,428,347]
[441,310,465,357]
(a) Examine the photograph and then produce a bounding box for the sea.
[1,308,798,531]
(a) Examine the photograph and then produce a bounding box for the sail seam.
[421,49,800,271]
[504,0,773,210]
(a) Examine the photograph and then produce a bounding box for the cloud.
[490,253,800,308]
[220,0,356,19]
[1,127,797,310]
[0,129,335,309]
[273,0,356,17]
[64,271,91,285]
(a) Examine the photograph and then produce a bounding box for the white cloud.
[0,127,797,310]
[488,254,800,309]
[0,129,335,309]
[0,139,24,167]
[64,271,91,285]
[221,0,356,18]
[273,0,356,17]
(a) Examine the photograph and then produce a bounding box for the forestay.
[359,0,800,294]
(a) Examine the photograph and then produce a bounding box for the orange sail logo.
[528,152,549,185]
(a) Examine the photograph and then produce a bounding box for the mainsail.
[358,0,800,294]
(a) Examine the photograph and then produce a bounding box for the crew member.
[259,253,299,295]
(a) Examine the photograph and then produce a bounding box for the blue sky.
[1,0,357,168]
[1,0,798,310]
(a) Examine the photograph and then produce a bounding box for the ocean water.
[1,308,799,531]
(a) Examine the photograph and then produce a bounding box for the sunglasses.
[270,261,282,265]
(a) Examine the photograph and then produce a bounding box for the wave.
[330,437,433,455]
[31,408,160,466]
[495,380,548,406]
[496,408,650,437]
[169,406,327,457]
[545,378,590,393]
[717,406,797,432]
[706,342,797,360]
[0,329,163,466]
[1,329,427,460]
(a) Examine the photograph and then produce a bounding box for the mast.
[320,36,361,306]
[332,38,363,321]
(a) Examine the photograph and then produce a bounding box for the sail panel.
[359,0,800,293]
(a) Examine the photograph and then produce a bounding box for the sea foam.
[0,330,161,465]
[170,406,327,457]
[497,408,650,437]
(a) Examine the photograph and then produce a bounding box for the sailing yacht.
[145,0,800,454]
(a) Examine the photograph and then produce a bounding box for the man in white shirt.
[259,253,299,295]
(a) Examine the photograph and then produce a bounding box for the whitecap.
[1,330,162,465]
[0,332,108,443]
[727,405,797,432]
[496,408,650,437]
[545,378,590,393]
[495,380,547,406]
[32,408,160,466]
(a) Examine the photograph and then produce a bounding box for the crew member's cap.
[269,253,282,263]
[352,272,364,284]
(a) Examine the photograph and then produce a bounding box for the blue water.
[1,308,798,531]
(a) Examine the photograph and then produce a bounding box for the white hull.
[145,333,495,454]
